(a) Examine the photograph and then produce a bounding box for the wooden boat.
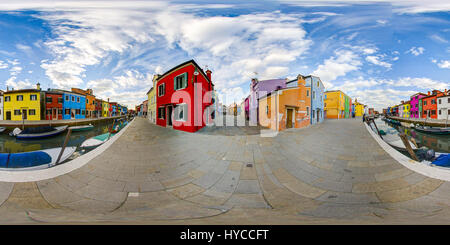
[414,126,450,135]
[382,134,418,152]
[0,127,6,133]
[69,124,94,132]
[80,132,115,148]
[11,125,68,139]
[0,147,76,169]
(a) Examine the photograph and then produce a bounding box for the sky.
[0,0,448,111]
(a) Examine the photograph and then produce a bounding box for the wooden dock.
[0,116,126,128]
[386,116,449,127]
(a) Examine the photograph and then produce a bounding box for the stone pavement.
[1,117,450,224]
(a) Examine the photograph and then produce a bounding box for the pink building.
[410,92,426,118]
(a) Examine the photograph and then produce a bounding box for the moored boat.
[11,125,68,139]
[69,124,94,132]
[414,126,450,135]
[0,127,5,133]
[0,147,76,169]
[80,132,115,148]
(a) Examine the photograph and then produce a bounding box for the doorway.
[316,109,319,123]
[167,105,173,127]
[286,108,293,128]
[52,108,57,120]
[22,109,27,120]
[6,111,11,120]
[71,109,75,119]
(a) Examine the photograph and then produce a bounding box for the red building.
[45,91,63,120]
[94,99,102,118]
[155,59,214,133]
[422,90,444,119]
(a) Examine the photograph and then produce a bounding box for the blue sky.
[0,0,448,110]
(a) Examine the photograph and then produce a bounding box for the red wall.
[45,93,63,120]
[156,63,213,133]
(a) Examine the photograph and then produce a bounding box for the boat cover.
[432,154,450,167]
[21,126,55,134]
[0,151,52,168]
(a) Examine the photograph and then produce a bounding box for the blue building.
[305,75,325,125]
[56,90,86,120]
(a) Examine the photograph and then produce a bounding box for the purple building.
[249,78,287,125]
[410,92,426,118]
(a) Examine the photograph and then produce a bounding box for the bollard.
[107,120,116,141]
[399,133,418,161]
[55,128,72,165]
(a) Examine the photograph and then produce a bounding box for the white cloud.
[15,43,32,51]
[9,66,22,76]
[0,60,8,69]
[387,77,448,90]
[365,55,392,69]
[406,46,425,56]
[312,50,362,88]
[437,60,450,69]
[430,34,448,43]
[5,76,33,90]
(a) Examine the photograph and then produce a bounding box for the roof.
[4,89,41,94]
[156,59,213,85]
[146,86,154,95]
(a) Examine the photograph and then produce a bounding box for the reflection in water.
[377,119,450,153]
[0,120,115,155]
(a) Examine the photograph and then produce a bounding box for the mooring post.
[399,132,418,161]
[55,128,72,165]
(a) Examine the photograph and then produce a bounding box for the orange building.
[258,75,310,131]
[71,88,96,118]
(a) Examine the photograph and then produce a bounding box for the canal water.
[373,118,450,154]
[0,120,117,163]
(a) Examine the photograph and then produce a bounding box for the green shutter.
[184,73,188,88]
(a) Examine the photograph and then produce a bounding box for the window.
[324,95,327,100]
[46,97,52,103]
[307,90,309,97]
[47,109,51,115]
[71,96,75,102]
[266,105,269,115]
[174,104,187,121]
[58,97,63,104]
[5,96,10,102]
[158,107,165,119]
[30,95,37,101]
[439,110,442,115]
[77,97,80,103]
[58,109,62,115]
[17,95,23,101]
[313,91,316,99]
[424,100,427,106]
[432,99,435,104]
[439,99,441,104]
[29,109,36,116]
[174,73,188,90]
[306,106,309,116]
[65,109,70,115]
[87,99,89,104]
[324,103,327,107]
[82,110,85,115]
[431,110,436,115]
[14,110,21,115]
[76,109,80,115]
[65,95,69,101]
[158,83,165,97]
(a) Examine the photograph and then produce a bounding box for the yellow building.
[403,101,410,118]
[324,90,349,119]
[3,85,43,121]
[102,100,109,117]
[354,99,365,117]
[147,75,158,124]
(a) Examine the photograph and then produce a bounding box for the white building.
[437,94,450,120]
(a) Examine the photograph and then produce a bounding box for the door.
[71,109,75,119]
[286,108,293,128]
[6,111,11,120]
[316,110,319,123]
[167,106,173,126]
[52,108,57,120]
[22,109,27,120]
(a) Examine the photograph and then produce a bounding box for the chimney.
[428,91,430,96]
[206,69,212,81]
[401,100,404,104]
[108,98,110,103]
[6,86,8,91]
[36,82,41,90]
